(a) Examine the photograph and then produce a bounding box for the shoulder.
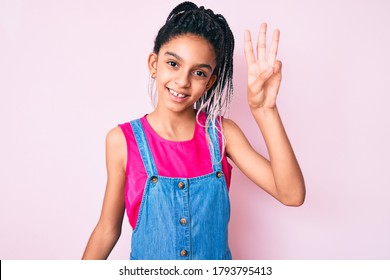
[105,127,127,170]
[221,118,250,157]
[106,126,126,147]
[221,117,242,137]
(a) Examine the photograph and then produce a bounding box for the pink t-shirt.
[118,112,232,229]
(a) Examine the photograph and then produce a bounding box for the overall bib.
[129,119,232,260]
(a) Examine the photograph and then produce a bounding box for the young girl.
[82,1,305,260]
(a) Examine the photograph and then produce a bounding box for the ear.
[205,74,217,91]
[148,52,158,78]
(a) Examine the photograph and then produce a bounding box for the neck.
[146,107,198,141]
[151,106,196,123]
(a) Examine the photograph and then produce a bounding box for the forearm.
[251,106,305,205]
[82,224,121,260]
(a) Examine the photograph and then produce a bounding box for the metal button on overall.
[151,176,158,183]
[180,218,187,225]
[178,181,185,189]
[216,171,223,178]
[180,250,188,257]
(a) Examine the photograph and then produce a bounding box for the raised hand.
[244,23,282,110]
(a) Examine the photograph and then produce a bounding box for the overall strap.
[207,116,223,172]
[130,119,158,177]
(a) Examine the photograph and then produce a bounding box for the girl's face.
[148,34,217,114]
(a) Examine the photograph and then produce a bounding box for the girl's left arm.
[224,23,305,206]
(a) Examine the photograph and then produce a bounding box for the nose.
[175,71,190,88]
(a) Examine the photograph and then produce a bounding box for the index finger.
[244,30,256,66]
[267,29,280,66]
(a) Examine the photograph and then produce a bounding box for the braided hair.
[150,1,235,158]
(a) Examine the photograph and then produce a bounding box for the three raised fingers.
[245,23,280,68]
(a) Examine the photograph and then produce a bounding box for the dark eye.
[167,61,177,67]
[194,70,206,77]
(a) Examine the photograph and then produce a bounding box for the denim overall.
[129,119,232,260]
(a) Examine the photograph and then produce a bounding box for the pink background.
[1,0,389,259]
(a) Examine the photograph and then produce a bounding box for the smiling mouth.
[168,88,188,98]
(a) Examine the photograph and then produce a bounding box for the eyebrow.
[164,51,213,71]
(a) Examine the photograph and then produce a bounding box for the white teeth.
[169,88,186,98]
